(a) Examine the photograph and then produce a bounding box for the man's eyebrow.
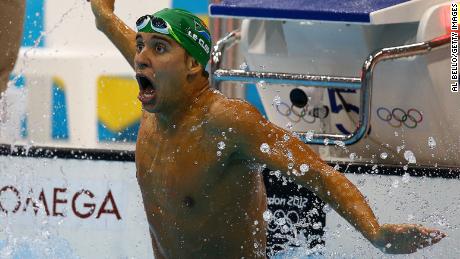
[135,33,173,45]
[149,34,173,44]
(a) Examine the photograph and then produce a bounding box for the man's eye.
[155,43,166,53]
[136,43,144,52]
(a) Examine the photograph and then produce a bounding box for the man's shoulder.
[206,93,264,129]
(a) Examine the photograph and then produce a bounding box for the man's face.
[135,32,188,113]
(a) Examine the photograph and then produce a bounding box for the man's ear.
[186,55,202,76]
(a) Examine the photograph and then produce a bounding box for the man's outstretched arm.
[223,101,445,254]
[89,0,136,69]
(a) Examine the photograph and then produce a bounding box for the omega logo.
[0,185,122,220]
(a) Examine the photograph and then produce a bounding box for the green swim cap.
[136,8,211,68]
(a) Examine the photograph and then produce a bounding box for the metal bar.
[210,32,450,145]
[300,33,451,145]
[213,70,362,90]
[211,30,241,90]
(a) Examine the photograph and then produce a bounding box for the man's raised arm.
[90,0,136,69]
[225,101,445,254]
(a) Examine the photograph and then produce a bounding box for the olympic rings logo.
[267,209,303,234]
[376,107,423,128]
[275,102,329,123]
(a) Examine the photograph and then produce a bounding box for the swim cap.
[136,8,211,68]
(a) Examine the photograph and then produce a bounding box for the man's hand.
[86,0,136,68]
[88,0,115,31]
[372,224,446,254]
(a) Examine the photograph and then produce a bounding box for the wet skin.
[90,0,446,257]
[136,96,269,258]
[133,32,268,257]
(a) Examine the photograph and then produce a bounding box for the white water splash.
[349,153,357,160]
[428,136,436,149]
[260,143,270,153]
[404,150,416,164]
[273,95,281,106]
[217,141,226,150]
[300,164,309,174]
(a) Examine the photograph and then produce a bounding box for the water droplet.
[334,140,345,148]
[286,122,293,130]
[287,162,294,170]
[300,164,309,174]
[380,152,388,159]
[263,210,272,221]
[217,141,226,150]
[402,172,410,183]
[217,151,222,156]
[322,204,331,213]
[275,217,286,226]
[304,130,314,141]
[254,220,259,225]
[404,150,416,164]
[323,138,330,145]
[292,169,300,176]
[286,151,293,160]
[428,137,436,149]
[272,95,281,106]
[239,62,248,70]
[312,222,322,229]
[349,153,357,160]
[283,134,290,141]
[260,143,270,153]
[256,80,266,89]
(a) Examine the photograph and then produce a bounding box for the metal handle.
[211,33,450,145]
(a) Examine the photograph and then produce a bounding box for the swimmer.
[90,0,445,257]
[0,0,25,96]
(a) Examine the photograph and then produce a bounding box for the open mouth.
[136,74,157,104]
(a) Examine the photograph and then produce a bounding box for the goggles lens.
[136,15,170,35]
[136,15,151,30]
[151,17,167,29]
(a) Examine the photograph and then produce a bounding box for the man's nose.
[134,52,150,71]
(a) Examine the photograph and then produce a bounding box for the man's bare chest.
[135,127,234,207]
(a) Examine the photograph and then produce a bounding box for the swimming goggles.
[136,15,171,35]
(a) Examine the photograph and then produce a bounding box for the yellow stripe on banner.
[52,76,66,90]
[97,76,142,132]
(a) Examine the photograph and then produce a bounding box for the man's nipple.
[182,196,195,208]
